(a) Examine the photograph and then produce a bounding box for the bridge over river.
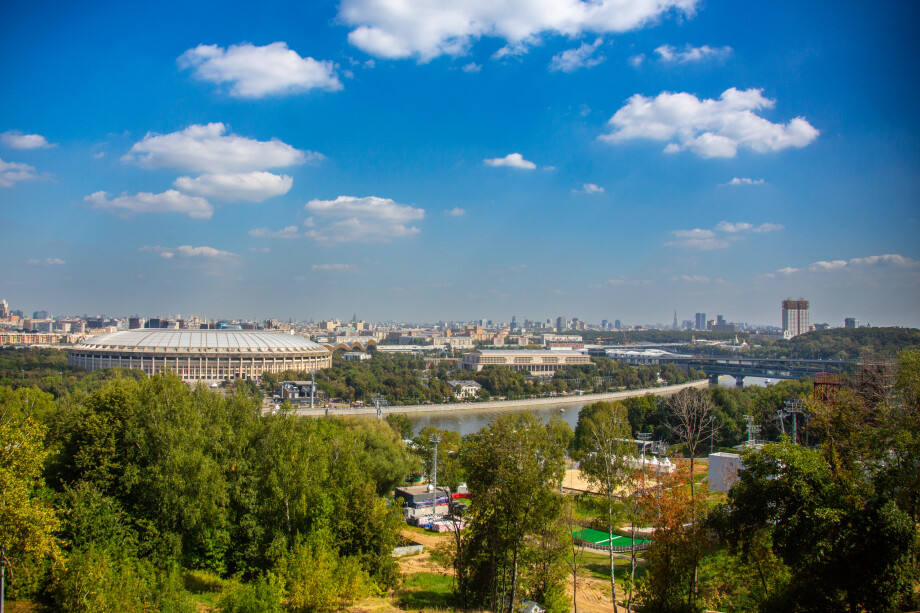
[658,355,859,387]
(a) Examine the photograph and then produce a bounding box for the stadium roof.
[74,329,326,352]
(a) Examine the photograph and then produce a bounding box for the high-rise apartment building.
[695,312,707,331]
[782,298,810,337]
[556,316,567,332]
[844,317,858,329]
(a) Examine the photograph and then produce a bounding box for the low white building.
[446,379,482,399]
[343,351,371,361]
[708,452,743,493]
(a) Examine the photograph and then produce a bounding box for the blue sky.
[1,0,918,327]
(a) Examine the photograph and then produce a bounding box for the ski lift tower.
[744,415,761,447]
[372,393,389,419]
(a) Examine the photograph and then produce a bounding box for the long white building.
[459,349,590,376]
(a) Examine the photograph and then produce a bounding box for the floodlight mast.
[430,434,442,517]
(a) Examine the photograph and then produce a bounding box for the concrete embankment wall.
[288,379,708,418]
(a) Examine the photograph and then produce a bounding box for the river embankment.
[287,379,708,418]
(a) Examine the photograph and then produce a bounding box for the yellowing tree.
[0,412,61,593]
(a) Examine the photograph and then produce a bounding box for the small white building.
[343,351,371,361]
[708,452,743,493]
[447,379,482,399]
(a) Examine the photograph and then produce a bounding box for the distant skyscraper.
[614,319,621,330]
[601,319,608,329]
[844,317,858,329]
[695,312,707,331]
[717,315,726,326]
[511,315,517,330]
[556,316,567,332]
[673,310,678,330]
[782,298,810,337]
[33,310,49,320]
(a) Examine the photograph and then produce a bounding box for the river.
[408,375,774,435]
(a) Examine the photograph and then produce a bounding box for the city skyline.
[2,1,919,327]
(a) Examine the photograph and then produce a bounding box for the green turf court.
[572,528,651,549]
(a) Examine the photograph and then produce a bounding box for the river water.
[408,375,773,435]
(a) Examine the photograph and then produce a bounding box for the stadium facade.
[68,330,331,382]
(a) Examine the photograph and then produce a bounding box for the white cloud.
[628,54,645,67]
[248,225,304,239]
[446,207,466,216]
[1,131,54,149]
[654,44,731,63]
[340,0,699,61]
[484,152,536,169]
[140,245,239,274]
[753,222,783,233]
[601,88,819,158]
[26,257,66,266]
[122,123,317,173]
[673,274,710,283]
[725,177,766,186]
[249,247,271,253]
[304,195,425,243]
[312,263,359,272]
[668,220,783,249]
[461,62,482,73]
[574,183,604,194]
[549,38,605,72]
[714,221,752,233]
[85,190,213,219]
[174,171,293,202]
[178,42,342,98]
[765,254,919,279]
[0,158,38,187]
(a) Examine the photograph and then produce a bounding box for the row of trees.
[262,350,703,405]
[566,351,920,612]
[1,373,419,611]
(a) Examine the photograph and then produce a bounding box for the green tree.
[460,413,572,612]
[575,401,636,612]
[0,410,61,599]
[718,441,915,612]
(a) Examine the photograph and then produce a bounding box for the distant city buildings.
[695,312,707,331]
[845,317,858,329]
[782,298,810,337]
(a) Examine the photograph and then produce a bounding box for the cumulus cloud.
[654,44,731,63]
[574,183,604,194]
[303,195,425,243]
[668,220,783,249]
[1,131,54,149]
[724,177,766,186]
[461,62,482,73]
[673,274,710,283]
[248,225,304,239]
[122,123,317,173]
[601,87,819,158]
[549,38,605,72]
[339,0,699,61]
[26,257,66,266]
[85,190,213,219]
[178,42,342,98]
[766,254,919,278]
[312,263,359,272]
[714,221,752,233]
[140,246,239,274]
[173,171,293,202]
[484,152,537,169]
[0,158,39,187]
[446,207,466,216]
[628,54,645,67]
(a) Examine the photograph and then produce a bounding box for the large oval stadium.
[68,329,331,382]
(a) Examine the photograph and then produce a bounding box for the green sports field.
[572,528,651,548]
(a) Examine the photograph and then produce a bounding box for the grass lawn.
[396,572,454,610]
[576,549,647,584]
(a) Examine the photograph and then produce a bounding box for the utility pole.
[310,371,315,409]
